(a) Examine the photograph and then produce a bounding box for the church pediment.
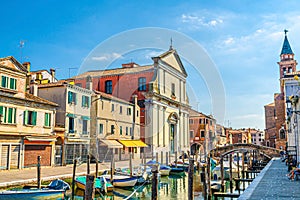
[156,49,187,77]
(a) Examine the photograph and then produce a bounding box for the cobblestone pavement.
[239,158,300,200]
[0,159,143,188]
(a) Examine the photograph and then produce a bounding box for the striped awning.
[118,140,148,148]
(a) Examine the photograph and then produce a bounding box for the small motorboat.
[75,176,113,193]
[170,167,185,175]
[102,175,138,187]
[0,179,70,200]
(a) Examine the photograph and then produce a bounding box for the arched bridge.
[210,143,281,158]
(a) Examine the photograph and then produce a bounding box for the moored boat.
[159,165,171,176]
[0,179,70,200]
[102,175,138,187]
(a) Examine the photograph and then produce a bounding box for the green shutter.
[7,108,13,123]
[0,106,3,115]
[1,76,6,87]
[87,97,90,108]
[44,113,48,126]
[32,111,37,125]
[9,78,15,90]
[23,110,28,125]
[68,91,72,103]
[82,96,85,107]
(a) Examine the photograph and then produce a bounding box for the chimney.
[30,81,38,96]
[86,75,93,90]
[50,68,55,82]
[23,62,31,72]
[122,62,139,68]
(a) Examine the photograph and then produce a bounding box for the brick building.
[264,31,296,149]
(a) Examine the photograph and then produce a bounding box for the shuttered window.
[24,110,37,126]
[44,113,51,127]
[0,106,16,124]
[81,95,90,108]
[1,76,16,90]
[68,91,77,104]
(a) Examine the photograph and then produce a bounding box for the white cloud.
[181,13,223,29]
[144,50,165,59]
[91,52,123,61]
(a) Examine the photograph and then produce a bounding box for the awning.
[25,136,56,142]
[81,116,91,120]
[100,140,123,149]
[66,113,76,118]
[118,140,148,148]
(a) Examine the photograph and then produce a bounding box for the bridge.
[210,143,281,158]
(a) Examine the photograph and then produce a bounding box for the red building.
[73,62,154,142]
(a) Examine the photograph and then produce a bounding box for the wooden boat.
[102,175,138,187]
[0,179,69,200]
[75,176,113,193]
[159,165,171,176]
[170,167,185,175]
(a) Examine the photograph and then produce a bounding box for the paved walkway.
[239,158,300,199]
[0,159,143,188]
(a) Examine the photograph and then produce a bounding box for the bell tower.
[278,30,297,94]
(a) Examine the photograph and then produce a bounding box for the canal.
[70,172,251,200]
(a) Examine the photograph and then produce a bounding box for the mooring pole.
[175,151,178,167]
[207,153,211,199]
[72,159,77,200]
[242,152,245,190]
[85,174,95,200]
[188,158,194,200]
[151,164,158,200]
[37,156,41,190]
[201,166,207,199]
[220,156,224,192]
[237,152,240,193]
[229,154,233,193]
[95,159,99,177]
[87,154,90,175]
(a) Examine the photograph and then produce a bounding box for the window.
[210,120,212,125]
[82,96,90,108]
[24,110,37,126]
[130,127,133,136]
[0,106,16,124]
[171,83,175,95]
[111,125,115,134]
[68,91,77,104]
[120,126,122,135]
[120,106,122,114]
[138,77,146,91]
[127,108,131,115]
[189,119,193,124]
[126,127,128,135]
[137,110,139,117]
[99,123,103,134]
[105,80,112,94]
[190,131,194,139]
[1,76,17,90]
[200,131,205,138]
[111,104,115,112]
[68,117,75,133]
[82,120,88,134]
[44,113,51,127]
[75,83,82,87]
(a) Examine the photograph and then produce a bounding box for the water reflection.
[70,173,203,200]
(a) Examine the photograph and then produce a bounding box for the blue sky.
[1,0,300,129]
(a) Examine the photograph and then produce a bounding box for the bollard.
[72,159,77,200]
[188,158,194,200]
[87,154,90,175]
[151,165,159,200]
[85,174,95,200]
[37,156,41,189]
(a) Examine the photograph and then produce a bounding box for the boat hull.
[103,175,138,187]
[0,189,65,200]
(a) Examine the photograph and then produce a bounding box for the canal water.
[70,172,251,200]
